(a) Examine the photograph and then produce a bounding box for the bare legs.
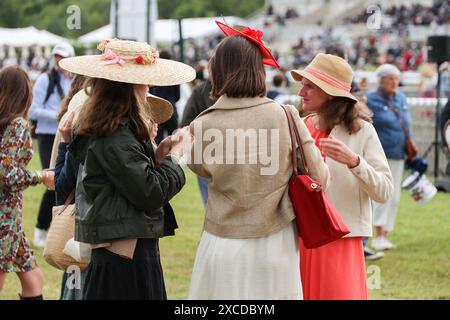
[0,268,44,299]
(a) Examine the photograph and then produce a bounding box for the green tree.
[0,0,265,38]
[158,0,264,19]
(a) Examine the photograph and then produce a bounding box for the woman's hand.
[155,135,174,164]
[60,112,75,143]
[42,170,55,191]
[319,135,360,168]
[150,122,158,141]
[169,126,193,158]
[154,127,193,164]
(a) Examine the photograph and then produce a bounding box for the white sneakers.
[33,227,47,248]
[371,236,396,251]
[364,247,385,261]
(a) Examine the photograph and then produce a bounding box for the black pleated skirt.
[82,238,167,300]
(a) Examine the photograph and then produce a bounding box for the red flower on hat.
[135,56,144,64]
[240,26,264,43]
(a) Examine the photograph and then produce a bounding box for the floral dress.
[1,117,40,273]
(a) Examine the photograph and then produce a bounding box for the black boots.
[18,294,43,300]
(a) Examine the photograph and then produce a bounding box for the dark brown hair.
[0,66,33,130]
[209,35,266,99]
[320,97,373,134]
[74,78,151,142]
[57,74,87,122]
[272,74,285,87]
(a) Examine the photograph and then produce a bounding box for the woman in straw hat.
[58,39,195,300]
[290,53,393,299]
[53,74,184,300]
[187,22,330,300]
[0,66,55,300]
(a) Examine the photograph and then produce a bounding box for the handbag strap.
[377,90,411,139]
[58,190,75,215]
[280,105,309,175]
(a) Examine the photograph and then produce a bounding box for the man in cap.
[28,42,75,248]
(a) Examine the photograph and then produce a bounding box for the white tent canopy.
[78,16,249,45]
[0,26,68,47]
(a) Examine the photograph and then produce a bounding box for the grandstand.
[260,0,448,50]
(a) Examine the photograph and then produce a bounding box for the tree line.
[0,0,264,39]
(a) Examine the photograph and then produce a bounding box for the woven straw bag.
[43,191,88,272]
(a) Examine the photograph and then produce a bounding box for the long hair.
[319,97,373,134]
[74,78,151,142]
[0,66,33,130]
[57,75,87,122]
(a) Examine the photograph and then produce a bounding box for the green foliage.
[158,0,265,19]
[0,0,265,39]
[0,0,111,39]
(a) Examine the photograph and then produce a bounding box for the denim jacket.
[366,88,412,160]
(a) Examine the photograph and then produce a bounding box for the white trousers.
[373,159,404,232]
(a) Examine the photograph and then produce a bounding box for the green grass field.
[1,146,449,300]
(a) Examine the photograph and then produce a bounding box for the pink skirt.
[299,237,368,300]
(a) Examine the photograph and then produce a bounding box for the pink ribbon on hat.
[100,50,136,66]
[305,67,351,92]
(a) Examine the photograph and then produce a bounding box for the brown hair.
[57,75,87,122]
[209,35,266,99]
[0,66,33,130]
[74,78,151,142]
[319,97,373,134]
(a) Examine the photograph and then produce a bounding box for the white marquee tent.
[78,16,249,46]
[0,26,68,47]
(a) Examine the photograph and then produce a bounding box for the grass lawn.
[1,145,449,300]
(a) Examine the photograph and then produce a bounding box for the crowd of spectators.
[282,33,425,72]
[345,1,450,27]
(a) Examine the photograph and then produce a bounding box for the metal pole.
[113,0,119,38]
[434,63,442,181]
[178,18,184,63]
[149,0,158,47]
[146,0,150,44]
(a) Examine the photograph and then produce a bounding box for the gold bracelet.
[36,171,43,183]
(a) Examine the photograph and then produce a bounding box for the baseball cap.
[52,42,75,58]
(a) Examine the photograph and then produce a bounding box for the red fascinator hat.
[216,21,281,69]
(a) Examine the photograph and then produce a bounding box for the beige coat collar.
[197,95,273,118]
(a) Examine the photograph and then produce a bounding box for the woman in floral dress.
[0,66,55,300]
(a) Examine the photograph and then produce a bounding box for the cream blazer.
[319,119,394,237]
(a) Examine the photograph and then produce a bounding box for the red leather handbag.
[281,105,350,249]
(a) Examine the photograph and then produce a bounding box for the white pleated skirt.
[188,221,302,300]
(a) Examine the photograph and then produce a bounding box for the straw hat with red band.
[215,21,280,69]
[290,53,358,103]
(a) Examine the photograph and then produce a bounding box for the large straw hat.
[291,53,357,102]
[50,89,172,169]
[60,88,173,126]
[59,39,196,86]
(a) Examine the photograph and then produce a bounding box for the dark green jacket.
[68,121,185,244]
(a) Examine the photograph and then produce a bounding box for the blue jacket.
[28,72,72,135]
[54,142,79,206]
[366,88,413,160]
